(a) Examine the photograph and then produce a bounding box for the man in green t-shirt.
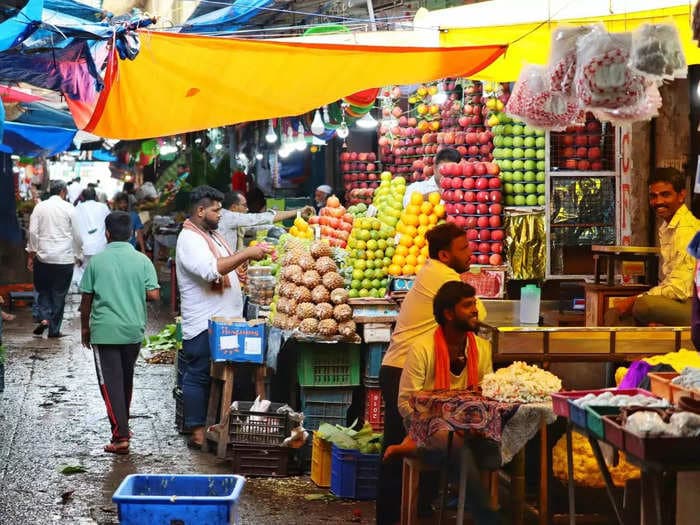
[80,211,160,454]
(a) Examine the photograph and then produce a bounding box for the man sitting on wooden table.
[606,167,700,326]
[386,281,499,525]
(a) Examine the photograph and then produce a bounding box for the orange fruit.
[414,236,426,249]
[418,214,429,226]
[428,192,441,206]
[428,214,438,225]
[433,203,446,218]
[405,204,421,216]
[421,245,429,257]
[395,222,405,234]
[420,202,433,215]
[403,214,419,227]
[417,254,427,265]
[402,263,416,275]
[417,225,429,236]
[410,193,424,206]
[403,224,418,237]
[405,254,418,266]
[393,253,406,265]
[399,235,413,248]
[388,264,402,276]
[408,245,420,256]
[395,244,409,257]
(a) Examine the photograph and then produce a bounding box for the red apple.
[491,242,503,253]
[489,254,503,265]
[485,162,500,176]
[464,203,477,215]
[453,189,464,202]
[462,177,475,190]
[470,255,478,264]
[563,147,576,158]
[491,230,505,241]
[475,177,489,190]
[479,229,492,241]
[564,159,578,170]
[443,190,454,202]
[591,161,603,171]
[462,162,475,177]
[464,191,475,203]
[576,147,587,157]
[466,228,479,240]
[466,216,478,228]
[454,215,467,229]
[490,191,502,203]
[476,203,489,215]
[476,191,489,203]
[479,242,490,253]
[588,147,601,160]
[575,135,588,147]
[478,254,490,264]
[489,215,502,228]
[451,177,464,190]
[577,160,590,170]
[444,203,456,215]
[488,177,501,189]
[489,203,502,215]
[440,176,452,189]
[468,241,479,253]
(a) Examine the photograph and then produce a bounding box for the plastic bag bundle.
[629,23,686,80]
[548,24,599,96]
[506,64,584,130]
[574,29,645,110]
[591,79,663,125]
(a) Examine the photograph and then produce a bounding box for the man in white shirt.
[402,147,461,208]
[27,180,78,338]
[73,187,110,268]
[176,186,274,448]
[66,176,83,205]
[218,191,313,252]
[376,222,486,524]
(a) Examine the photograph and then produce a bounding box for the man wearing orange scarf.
[391,281,498,525]
[176,186,274,448]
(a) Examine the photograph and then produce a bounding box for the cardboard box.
[363,323,392,343]
[208,318,266,364]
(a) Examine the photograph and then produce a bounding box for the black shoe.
[48,333,66,338]
[33,323,48,335]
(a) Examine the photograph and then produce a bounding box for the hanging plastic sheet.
[1,121,76,157]
[179,0,274,34]
[0,0,43,52]
[504,207,546,280]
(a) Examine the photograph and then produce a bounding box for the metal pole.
[365,0,377,31]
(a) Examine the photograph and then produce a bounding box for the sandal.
[104,442,130,455]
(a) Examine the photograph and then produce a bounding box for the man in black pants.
[27,180,77,338]
[80,212,160,454]
[377,223,486,524]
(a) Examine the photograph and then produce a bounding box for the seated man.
[607,168,700,326]
[388,281,499,525]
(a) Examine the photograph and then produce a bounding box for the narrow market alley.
[0,306,375,524]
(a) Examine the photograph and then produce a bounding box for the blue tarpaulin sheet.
[180,0,273,33]
[0,0,43,52]
[2,121,76,157]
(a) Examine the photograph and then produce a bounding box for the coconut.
[301,270,322,289]
[330,288,349,305]
[314,256,338,275]
[315,302,334,320]
[333,304,353,322]
[337,320,356,337]
[297,302,316,319]
[310,240,332,259]
[311,285,330,304]
[318,318,338,337]
[322,271,345,291]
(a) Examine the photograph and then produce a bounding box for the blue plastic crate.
[364,343,388,381]
[330,445,380,500]
[113,474,245,525]
[301,387,353,431]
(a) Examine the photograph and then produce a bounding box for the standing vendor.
[607,168,700,326]
[402,147,461,208]
[313,184,332,213]
[176,186,274,449]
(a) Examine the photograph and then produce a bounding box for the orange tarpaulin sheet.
[70,31,505,140]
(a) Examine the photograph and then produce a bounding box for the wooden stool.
[204,362,266,458]
[400,456,498,525]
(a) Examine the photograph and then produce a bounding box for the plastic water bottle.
[519,284,541,325]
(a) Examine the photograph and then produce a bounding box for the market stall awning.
[414,1,700,81]
[2,121,76,157]
[67,31,506,140]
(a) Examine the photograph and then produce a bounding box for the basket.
[112,474,245,525]
[301,387,353,431]
[602,415,626,450]
[330,445,380,500]
[562,388,655,426]
[647,372,678,402]
[364,343,388,382]
[229,401,291,446]
[364,387,385,432]
[584,405,620,439]
[230,444,290,477]
[297,344,360,387]
[311,433,333,487]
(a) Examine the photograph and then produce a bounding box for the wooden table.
[591,245,659,286]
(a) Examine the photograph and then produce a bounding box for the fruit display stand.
[340,151,381,206]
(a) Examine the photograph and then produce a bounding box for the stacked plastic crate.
[363,343,387,432]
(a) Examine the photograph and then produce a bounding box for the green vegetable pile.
[316,420,383,454]
[0,344,5,365]
[143,324,179,351]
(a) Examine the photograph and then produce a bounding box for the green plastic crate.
[297,344,360,387]
[585,405,620,439]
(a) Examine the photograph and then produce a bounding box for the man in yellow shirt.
[608,168,700,326]
[376,222,486,524]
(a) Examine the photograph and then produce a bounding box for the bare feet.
[383,435,418,462]
[187,426,205,449]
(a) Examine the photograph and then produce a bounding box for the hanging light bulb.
[278,145,291,158]
[265,119,277,143]
[255,152,263,160]
[322,105,330,124]
[295,122,307,151]
[286,124,295,144]
[310,109,325,135]
[336,118,349,139]
[356,112,378,129]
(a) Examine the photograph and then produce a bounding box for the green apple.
[514,195,526,205]
[503,136,513,148]
[523,160,536,171]
[536,161,545,171]
[537,184,546,194]
[501,159,513,171]
[536,149,545,160]
[513,183,524,194]
[523,125,536,136]
[524,148,536,159]
[502,148,513,159]
[512,159,524,171]
[502,171,513,183]
[526,194,538,206]
[512,171,524,182]
[524,183,536,194]
[512,124,524,136]
[535,128,545,137]
[505,195,516,205]
[536,171,546,182]
[535,137,546,148]
[493,136,504,147]
[512,136,524,148]
[523,171,535,182]
[523,137,535,148]
[504,183,514,193]
[537,195,546,205]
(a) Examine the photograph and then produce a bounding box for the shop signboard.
[618,125,632,246]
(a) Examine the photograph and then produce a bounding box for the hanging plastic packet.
[629,23,687,80]
[574,28,645,110]
[548,24,600,96]
[505,64,584,130]
[592,79,663,125]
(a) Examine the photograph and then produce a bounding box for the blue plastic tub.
[330,445,380,500]
[113,474,245,524]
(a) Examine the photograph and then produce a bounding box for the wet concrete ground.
[0,305,375,524]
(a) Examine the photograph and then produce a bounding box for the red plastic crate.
[364,388,385,432]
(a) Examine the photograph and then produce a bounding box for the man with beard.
[607,168,700,326]
[376,222,486,524]
[386,281,498,525]
[176,186,274,448]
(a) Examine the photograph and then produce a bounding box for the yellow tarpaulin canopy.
[70,32,506,140]
[426,5,699,81]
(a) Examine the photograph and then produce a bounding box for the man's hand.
[245,242,275,262]
[27,254,34,272]
[75,257,83,268]
[615,295,637,315]
[81,328,91,348]
[300,205,315,219]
